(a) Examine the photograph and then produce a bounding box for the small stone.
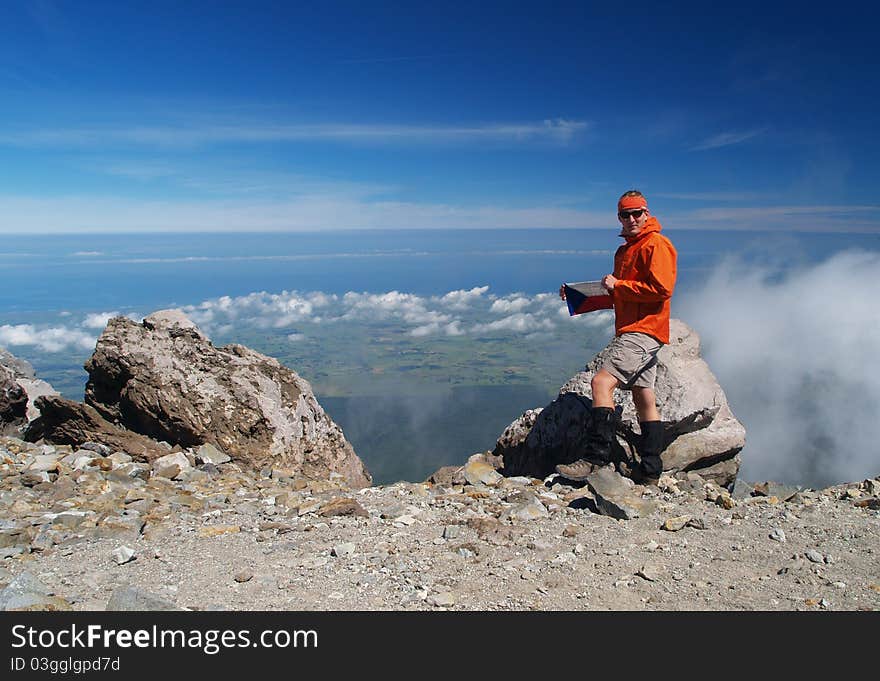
[331,542,356,557]
[503,498,549,522]
[715,494,736,509]
[197,525,241,538]
[298,556,329,569]
[318,497,369,518]
[111,546,136,565]
[152,451,191,479]
[636,565,659,582]
[26,454,61,473]
[427,591,455,607]
[769,528,787,543]
[80,442,112,456]
[463,460,503,487]
[662,515,691,532]
[195,443,231,465]
[442,525,461,540]
[297,500,322,516]
[804,549,825,564]
[562,524,579,538]
[234,570,254,583]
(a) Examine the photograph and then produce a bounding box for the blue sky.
[1,0,878,233]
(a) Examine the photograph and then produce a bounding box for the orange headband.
[618,196,648,212]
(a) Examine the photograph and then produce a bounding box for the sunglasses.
[618,209,645,220]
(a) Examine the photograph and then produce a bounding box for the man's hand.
[602,274,618,292]
[559,285,566,300]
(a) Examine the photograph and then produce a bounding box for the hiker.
[556,190,677,485]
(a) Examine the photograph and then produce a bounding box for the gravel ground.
[2,437,877,612]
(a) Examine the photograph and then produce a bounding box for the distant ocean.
[3,228,879,484]
[5,228,878,313]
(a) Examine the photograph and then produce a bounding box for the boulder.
[24,395,172,462]
[1,365,28,435]
[493,320,745,487]
[0,348,59,426]
[81,310,371,488]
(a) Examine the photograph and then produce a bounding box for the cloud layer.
[678,249,880,486]
[0,287,606,353]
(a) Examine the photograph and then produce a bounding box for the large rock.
[0,348,59,432]
[1,365,28,435]
[493,319,745,487]
[81,310,371,488]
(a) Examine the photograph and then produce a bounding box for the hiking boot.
[555,459,598,481]
[633,420,664,486]
[554,407,616,480]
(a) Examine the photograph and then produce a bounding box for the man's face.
[618,207,650,237]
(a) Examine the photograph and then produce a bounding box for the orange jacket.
[611,216,677,344]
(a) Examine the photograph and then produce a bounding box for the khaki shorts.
[599,332,663,390]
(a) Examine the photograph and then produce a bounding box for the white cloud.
[439,286,490,310]
[174,286,580,341]
[490,296,530,314]
[678,249,880,486]
[184,290,329,328]
[0,324,96,352]
[0,118,590,149]
[410,323,441,337]
[690,128,767,151]
[81,311,119,329]
[471,313,555,334]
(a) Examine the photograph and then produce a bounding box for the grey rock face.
[24,395,172,462]
[0,348,59,426]
[1,365,28,435]
[494,320,745,487]
[106,586,183,611]
[82,310,371,488]
[0,571,72,611]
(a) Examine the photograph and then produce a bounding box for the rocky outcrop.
[25,395,172,462]
[1,366,28,436]
[1,349,59,435]
[494,320,745,487]
[79,310,370,489]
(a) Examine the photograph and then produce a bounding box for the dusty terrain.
[2,437,878,612]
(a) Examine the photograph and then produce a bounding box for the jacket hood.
[621,216,662,243]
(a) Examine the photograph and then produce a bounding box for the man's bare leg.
[632,386,659,422]
[591,369,619,407]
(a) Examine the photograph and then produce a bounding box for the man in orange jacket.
[556,190,677,485]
